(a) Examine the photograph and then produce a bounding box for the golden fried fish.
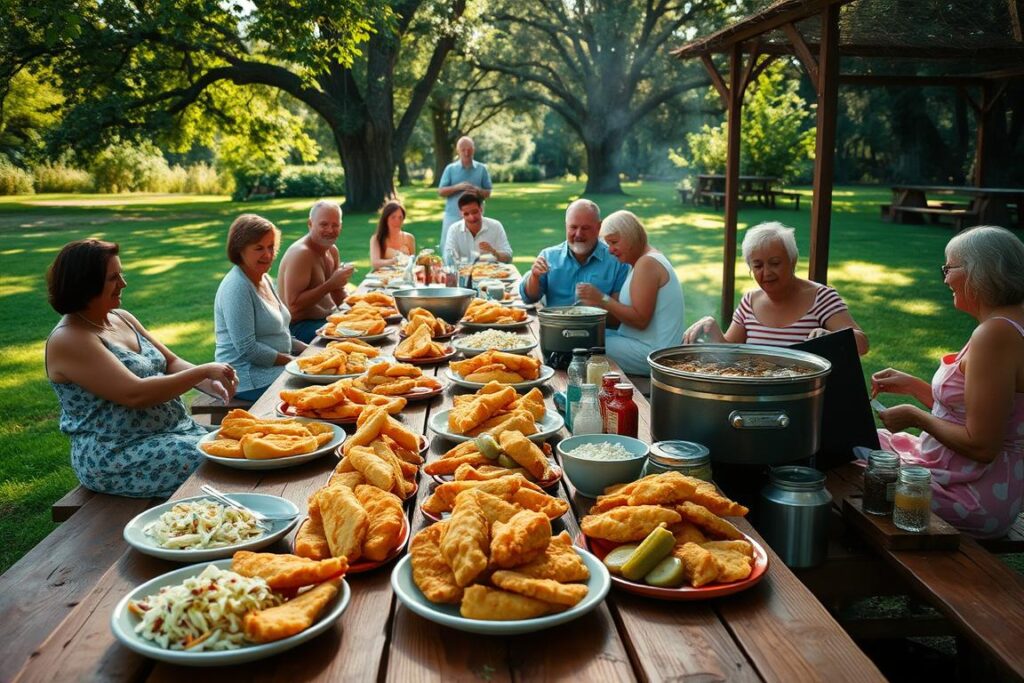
[579,505,682,543]
[490,570,588,607]
[294,516,332,561]
[347,445,396,492]
[231,551,348,590]
[439,492,490,586]
[490,509,551,568]
[700,539,755,558]
[410,522,463,604]
[673,542,721,587]
[318,485,368,562]
[675,501,744,540]
[513,531,590,582]
[243,578,341,643]
[625,471,698,507]
[459,585,558,621]
[498,430,552,481]
[706,547,753,583]
[353,485,404,561]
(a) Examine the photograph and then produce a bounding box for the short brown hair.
[47,239,120,314]
[226,214,280,265]
[457,191,482,210]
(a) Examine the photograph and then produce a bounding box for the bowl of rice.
[557,434,649,498]
[452,330,538,357]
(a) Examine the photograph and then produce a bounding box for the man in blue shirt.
[519,199,630,307]
[438,136,492,256]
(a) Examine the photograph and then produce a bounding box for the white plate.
[285,356,396,384]
[451,335,537,358]
[316,325,396,343]
[111,559,351,666]
[459,318,532,331]
[390,547,609,635]
[445,365,554,391]
[123,494,299,562]
[429,408,564,443]
[197,420,346,470]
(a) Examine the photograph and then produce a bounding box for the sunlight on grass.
[0,342,45,391]
[148,320,215,347]
[828,261,915,287]
[0,274,38,297]
[131,255,206,276]
[891,299,943,316]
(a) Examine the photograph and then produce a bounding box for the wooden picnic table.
[4,276,883,682]
[692,174,785,210]
[889,184,1024,230]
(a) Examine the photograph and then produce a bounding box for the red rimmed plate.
[276,401,359,425]
[293,514,411,574]
[398,325,460,342]
[420,504,447,524]
[576,532,768,600]
[430,462,562,490]
[394,383,446,402]
[332,444,423,502]
[394,344,458,366]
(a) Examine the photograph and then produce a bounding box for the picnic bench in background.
[687,174,800,210]
[884,185,1024,231]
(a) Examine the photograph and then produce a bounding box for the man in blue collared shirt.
[519,199,630,307]
[438,136,492,255]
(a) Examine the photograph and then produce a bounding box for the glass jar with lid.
[571,384,603,435]
[862,450,900,515]
[586,346,611,386]
[643,440,712,481]
[893,466,932,532]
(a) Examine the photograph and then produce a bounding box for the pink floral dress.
[878,317,1024,538]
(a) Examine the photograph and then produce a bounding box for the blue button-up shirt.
[519,241,630,307]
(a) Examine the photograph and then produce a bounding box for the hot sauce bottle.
[598,372,621,432]
[606,383,638,438]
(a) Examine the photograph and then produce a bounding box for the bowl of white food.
[557,434,650,498]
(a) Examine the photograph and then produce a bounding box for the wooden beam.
[1010,0,1023,42]
[738,39,763,96]
[782,22,819,86]
[721,43,743,323]
[975,82,991,187]
[839,74,984,88]
[808,2,839,285]
[701,55,730,108]
[749,54,777,84]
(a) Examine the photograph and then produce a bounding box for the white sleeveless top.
[618,252,685,348]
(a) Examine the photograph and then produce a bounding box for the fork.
[199,485,298,529]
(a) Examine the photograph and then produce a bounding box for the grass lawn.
[0,181,973,572]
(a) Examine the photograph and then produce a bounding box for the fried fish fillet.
[669,520,708,545]
[240,432,318,459]
[410,522,463,604]
[706,547,753,583]
[513,531,590,582]
[353,485,404,561]
[347,445,396,492]
[423,452,492,476]
[327,470,366,490]
[580,505,682,543]
[243,578,341,643]
[688,481,749,517]
[452,463,530,481]
[491,570,588,607]
[439,492,490,586]
[342,405,388,454]
[200,438,243,458]
[625,471,698,507]
[294,516,332,561]
[231,551,348,590]
[498,430,552,480]
[675,501,744,540]
[318,485,368,561]
[456,489,520,524]
[673,542,721,587]
[700,539,755,558]
[448,386,516,433]
[459,585,558,621]
[490,509,552,568]
[511,488,570,520]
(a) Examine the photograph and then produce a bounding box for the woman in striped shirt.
[683,222,869,355]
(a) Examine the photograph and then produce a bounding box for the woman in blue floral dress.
[45,240,239,498]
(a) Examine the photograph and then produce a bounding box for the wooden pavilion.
[672,0,1024,321]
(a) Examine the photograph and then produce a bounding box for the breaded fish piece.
[674,542,721,587]
[511,488,569,520]
[498,430,552,481]
[423,452,491,476]
[676,501,744,540]
[669,520,708,545]
[327,470,365,490]
[457,489,520,524]
[423,474,539,513]
[688,481,750,517]
[354,485,405,561]
[448,386,516,433]
[200,438,243,458]
[294,516,332,561]
[410,522,463,604]
[347,445,396,492]
[231,551,348,590]
[459,585,558,621]
[440,493,490,586]
[491,570,588,607]
[372,440,412,498]
[701,539,755,558]
[588,493,630,514]
[580,505,682,543]
[513,531,590,582]
[342,406,388,455]
[490,509,551,568]
[243,578,341,643]
[706,547,753,583]
[318,485,368,561]
[625,472,698,507]
[453,463,530,481]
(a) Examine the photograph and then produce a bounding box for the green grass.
[0,181,973,572]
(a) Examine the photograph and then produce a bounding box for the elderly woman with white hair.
[576,210,685,374]
[871,226,1024,537]
[683,221,869,355]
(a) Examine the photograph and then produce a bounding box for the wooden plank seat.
[890,205,979,231]
[51,484,94,522]
[769,189,801,209]
[976,513,1024,554]
[189,393,252,425]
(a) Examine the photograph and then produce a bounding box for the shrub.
[90,139,172,193]
[0,160,35,195]
[32,162,94,193]
[230,167,283,201]
[488,162,543,183]
[183,162,233,195]
[277,164,345,198]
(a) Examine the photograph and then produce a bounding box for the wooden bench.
[890,205,979,231]
[769,189,801,209]
[189,393,252,425]
[51,484,94,522]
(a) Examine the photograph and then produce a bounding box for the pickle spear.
[621,524,676,581]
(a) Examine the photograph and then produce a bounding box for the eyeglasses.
[940,264,963,277]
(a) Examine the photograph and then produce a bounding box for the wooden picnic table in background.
[691,174,790,210]
[4,274,883,682]
[888,184,1024,230]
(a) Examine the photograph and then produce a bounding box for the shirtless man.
[277,200,355,343]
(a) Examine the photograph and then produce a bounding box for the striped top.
[731,285,848,347]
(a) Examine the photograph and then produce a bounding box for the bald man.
[438,136,492,258]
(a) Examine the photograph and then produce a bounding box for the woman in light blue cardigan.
[214,214,306,401]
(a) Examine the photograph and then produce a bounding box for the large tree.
[478,0,723,194]
[3,0,467,210]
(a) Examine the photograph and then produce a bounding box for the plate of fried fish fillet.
[198,411,346,470]
[392,490,610,634]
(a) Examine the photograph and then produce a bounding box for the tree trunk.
[336,127,395,213]
[429,99,453,187]
[397,157,411,186]
[582,133,625,195]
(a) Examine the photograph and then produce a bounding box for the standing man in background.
[438,136,492,258]
[277,199,354,343]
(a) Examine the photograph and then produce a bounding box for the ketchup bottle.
[606,383,638,438]
[598,372,621,433]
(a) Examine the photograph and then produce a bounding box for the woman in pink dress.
[873,226,1024,538]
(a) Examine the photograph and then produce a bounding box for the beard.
[310,233,337,248]
[568,239,595,256]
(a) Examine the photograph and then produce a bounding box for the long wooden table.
[890,184,1024,229]
[7,289,883,682]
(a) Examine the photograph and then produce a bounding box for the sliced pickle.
[644,556,686,588]
[621,525,676,581]
[602,544,639,575]
[474,434,502,460]
[497,453,519,469]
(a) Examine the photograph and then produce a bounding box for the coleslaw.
[143,499,263,550]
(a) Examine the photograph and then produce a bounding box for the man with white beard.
[519,199,630,307]
[277,199,355,342]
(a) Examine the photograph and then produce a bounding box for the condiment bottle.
[598,372,621,431]
[572,384,603,435]
[605,383,638,438]
[565,348,590,430]
[586,346,611,386]
[893,466,932,532]
[862,450,900,516]
[643,441,712,480]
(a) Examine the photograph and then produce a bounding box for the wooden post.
[974,82,990,187]
[808,3,840,285]
[721,43,743,323]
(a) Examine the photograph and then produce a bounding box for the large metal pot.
[538,306,606,369]
[647,344,831,465]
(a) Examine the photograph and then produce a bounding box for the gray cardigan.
[213,265,292,392]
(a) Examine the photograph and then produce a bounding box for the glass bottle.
[586,346,611,386]
[565,348,590,430]
[605,383,639,437]
[863,450,900,516]
[572,384,603,435]
[893,466,932,532]
[598,372,621,432]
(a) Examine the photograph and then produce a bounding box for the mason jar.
[863,450,900,516]
[893,466,932,533]
[643,440,712,481]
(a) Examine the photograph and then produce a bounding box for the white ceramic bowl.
[557,434,650,498]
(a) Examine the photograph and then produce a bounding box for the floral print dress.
[48,322,206,498]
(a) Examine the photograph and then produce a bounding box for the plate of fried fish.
[429,409,563,444]
[425,430,562,489]
[577,472,768,599]
[198,411,345,470]
[111,553,350,666]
